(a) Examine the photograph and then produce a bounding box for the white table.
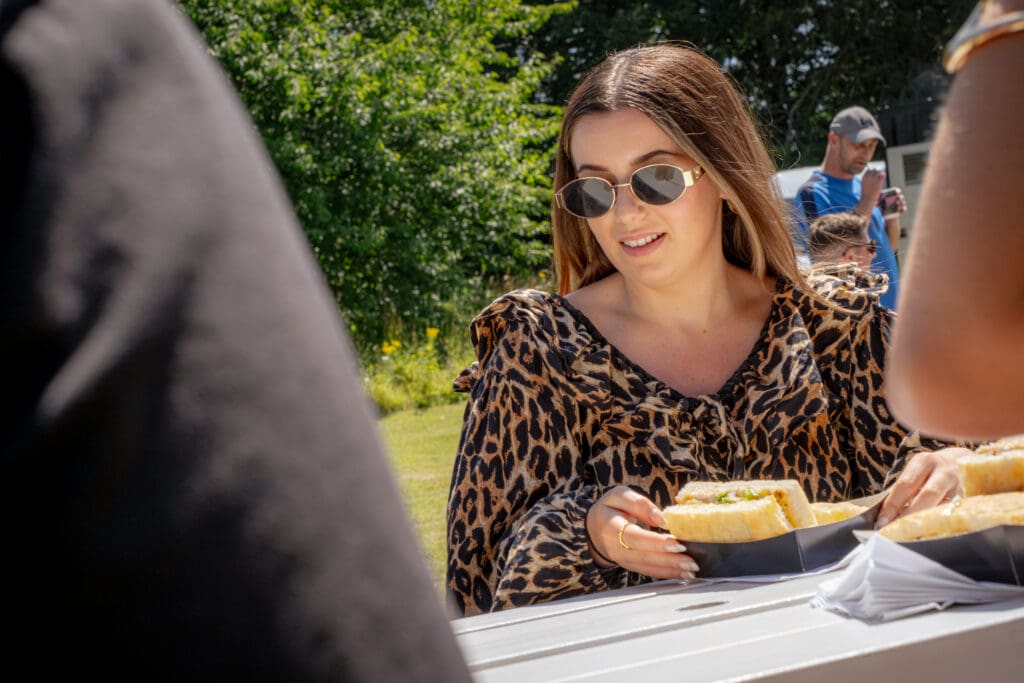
[452,573,1024,682]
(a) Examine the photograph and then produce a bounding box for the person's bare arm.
[856,168,886,216]
[889,23,1024,440]
[885,216,901,254]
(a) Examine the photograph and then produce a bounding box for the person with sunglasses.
[446,44,966,617]
[807,212,878,269]
[792,106,904,310]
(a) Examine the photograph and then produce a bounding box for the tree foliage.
[512,0,974,166]
[178,0,567,347]
[176,0,972,353]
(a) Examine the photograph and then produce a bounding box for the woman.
[807,212,877,269]
[447,44,964,617]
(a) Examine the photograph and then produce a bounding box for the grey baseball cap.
[829,106,886,145]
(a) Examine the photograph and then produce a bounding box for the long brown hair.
[552,44,805,296]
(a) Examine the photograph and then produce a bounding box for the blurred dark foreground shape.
[0,0,471,680]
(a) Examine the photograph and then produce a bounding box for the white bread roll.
[975,434,1024,454]
[879,491,1024,542]
[663,497,792,543]
[810,501,867,525]
[674,479,815,529]
[958,449,1024,496]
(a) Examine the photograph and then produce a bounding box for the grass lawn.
[379,401,465,592]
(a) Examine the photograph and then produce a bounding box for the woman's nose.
[612,184,642,216]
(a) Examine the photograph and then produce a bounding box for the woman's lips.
[620,232,665,254]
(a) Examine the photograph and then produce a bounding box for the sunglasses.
[850,239,878,255]
[555,163,705,219]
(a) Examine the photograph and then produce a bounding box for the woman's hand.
[876,447,970,528]
[586,485,698,580]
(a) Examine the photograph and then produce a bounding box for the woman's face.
[567,109,724,290]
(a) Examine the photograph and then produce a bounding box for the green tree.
[512,0,974,165]
[178,0,568,348]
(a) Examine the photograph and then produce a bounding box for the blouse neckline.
[552,278,790,403]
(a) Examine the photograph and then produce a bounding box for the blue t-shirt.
[793,170,900,310]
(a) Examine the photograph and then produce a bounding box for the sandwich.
[958,444,1024,496]
[809,501,867,525]
[663,496,792,543]
[879,491,1024,542]
[663,480,816,543]
[975,434,1024,454]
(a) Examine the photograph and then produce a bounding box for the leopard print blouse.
[447,268,944,616]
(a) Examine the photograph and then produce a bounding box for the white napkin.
[811,532,1024,621]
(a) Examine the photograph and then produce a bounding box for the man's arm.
[855,168,886,217]
[885,216,901,254]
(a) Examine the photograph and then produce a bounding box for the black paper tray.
[897,525,1024,585]
[683,492,886,578]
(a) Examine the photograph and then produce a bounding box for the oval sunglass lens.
[564,178,614,218]
[632,165,685,205]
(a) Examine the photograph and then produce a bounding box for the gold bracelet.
[944,1,1024,73]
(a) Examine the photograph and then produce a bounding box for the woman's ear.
[840,248,856,263]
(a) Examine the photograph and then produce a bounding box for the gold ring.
[618,522,633,550]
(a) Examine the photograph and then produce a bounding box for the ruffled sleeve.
[446,290,620,616]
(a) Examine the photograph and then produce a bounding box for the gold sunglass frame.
[554,163,705,219]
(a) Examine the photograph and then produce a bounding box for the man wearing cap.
[794,106,905,309]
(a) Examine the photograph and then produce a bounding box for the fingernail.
[679,560,699,573]
[876,515,890,528]
[680,570,696,581]
[665,543,688,553]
